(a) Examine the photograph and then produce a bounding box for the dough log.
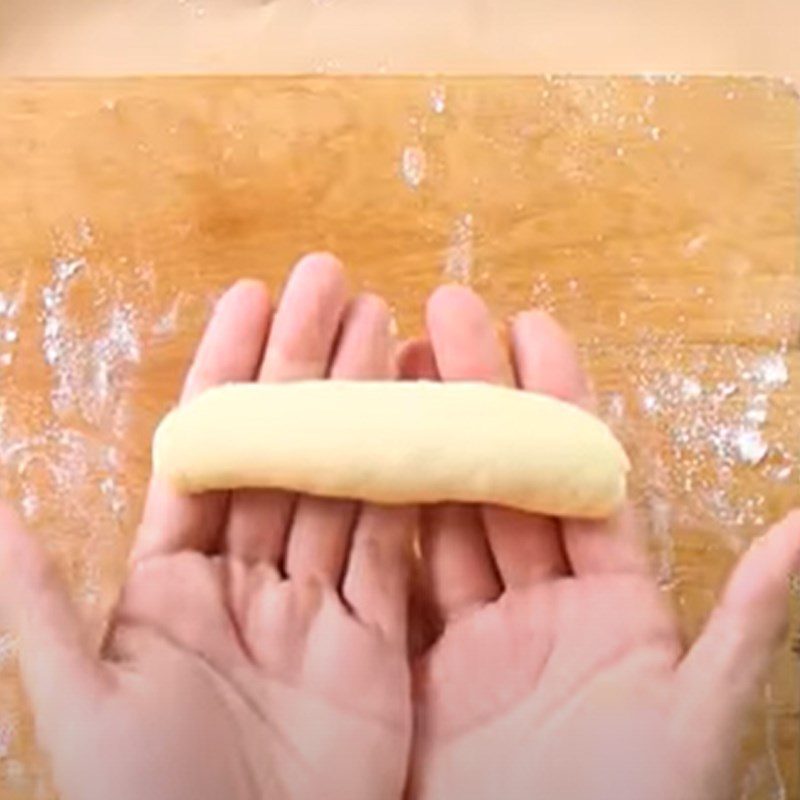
[152,381,629,519]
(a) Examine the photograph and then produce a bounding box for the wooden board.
[0,76,797,799]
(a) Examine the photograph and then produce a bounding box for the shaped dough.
[152,381,629,519]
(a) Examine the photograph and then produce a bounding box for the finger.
[397,333,501,625]
[479,310,579,588]
[424,285,503,615]
[133,279,272,562]
[286,294,395,585]
[515,311,649,577]
[260,253,349,381]
[565,506,651,577]
[482,506,566,587]
[395,337,444,648]
[676,512,800,735]
[398,338,500,618]
[420,504,499,617]
[342,504,416,644]
[225,254,349,566]
[0,504,110,750]
[511,310,593,404]
[330,294,396,382]
[426,285,513,385]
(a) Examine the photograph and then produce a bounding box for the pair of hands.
[1,252,798,800]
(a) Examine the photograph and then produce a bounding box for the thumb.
[675,510,800,737]
[0,503,110,740]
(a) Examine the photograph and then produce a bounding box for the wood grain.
[0,76,797,798]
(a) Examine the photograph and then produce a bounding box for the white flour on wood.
[0,82,795,794]
[0,222,190,785]
[444,212,474,282]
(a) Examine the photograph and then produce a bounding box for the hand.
[0,254,414,800]
[402,285,800,800]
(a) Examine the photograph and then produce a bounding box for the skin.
[0,254,414,800]
[0,256,798,800]
[401,285,800,800]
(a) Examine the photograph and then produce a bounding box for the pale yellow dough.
[152,381,630,519]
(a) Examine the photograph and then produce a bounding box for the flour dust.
[0,221,189,778]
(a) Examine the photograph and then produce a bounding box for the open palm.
[0,255,414,800]
[2,268,797,800]
[402,286,800,800]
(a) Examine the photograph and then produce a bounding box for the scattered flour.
[0,720,15,759]
[0,286,23,369]
[429,85,447,115]
[747,353,789,389]
[401,145,427,190]
[0,222,186,647]
[683,233,709,257]
[627,347,791,532]
[42,257,142,430]
[0,633,17,667]
[735,429,769,466]
[0,220,193,784]
[443,213,474,282]
[151,295,183,337]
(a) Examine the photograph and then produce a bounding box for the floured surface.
[0,76,797,798]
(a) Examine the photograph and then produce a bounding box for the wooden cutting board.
[0,76,797,799]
